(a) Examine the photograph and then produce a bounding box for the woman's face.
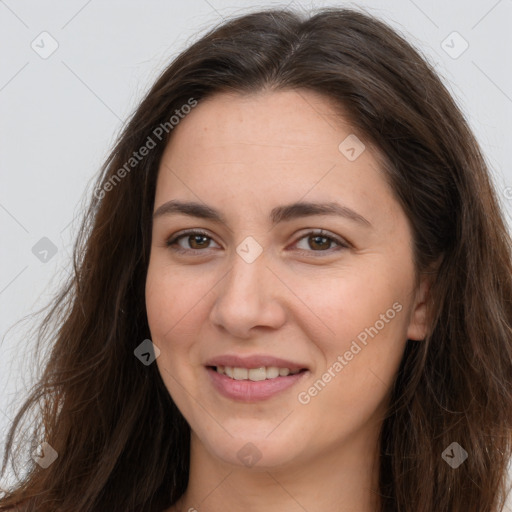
[145,89,429,469]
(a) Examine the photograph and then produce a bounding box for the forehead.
[154,89,398,230]
[164,89,353,157]
[160,91,374,180]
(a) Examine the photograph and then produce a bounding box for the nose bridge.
[221,247,269,309]
[209,244,285,336]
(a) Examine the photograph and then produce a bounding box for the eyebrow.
[152,200,371,227]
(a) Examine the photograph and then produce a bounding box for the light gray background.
[1,0,511,503]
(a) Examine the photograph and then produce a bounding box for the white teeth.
[233,367,248,380]
[248,367,266,381]
[266,366,279,379]
[215,365,303,380]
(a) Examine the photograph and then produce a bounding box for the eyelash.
[165,229,350,256]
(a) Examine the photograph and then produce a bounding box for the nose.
[209,249,287,339]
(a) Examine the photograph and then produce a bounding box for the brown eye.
[187,234,211,249]
[166,230,220,253]
[294,230,349,255]
[308,234,333,251]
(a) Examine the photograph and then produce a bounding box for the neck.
[175,427,382,512]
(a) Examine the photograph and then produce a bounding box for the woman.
[1,7,511,512]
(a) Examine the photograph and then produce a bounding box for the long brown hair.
[1,7,511,512]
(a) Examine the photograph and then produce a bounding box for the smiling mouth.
[209,365,306,381]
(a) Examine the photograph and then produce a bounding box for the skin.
[145,89,431,512]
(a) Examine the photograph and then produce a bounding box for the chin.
[196,428,303,470]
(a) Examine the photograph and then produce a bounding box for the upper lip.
[205,355,308,372]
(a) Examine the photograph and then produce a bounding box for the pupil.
[191,235,208,248]
[311,235,329,250]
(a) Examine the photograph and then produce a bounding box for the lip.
[207,367,309,402]
[204,354,310,402]
[204,354,308,372]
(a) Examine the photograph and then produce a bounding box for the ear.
[406,275,430,341]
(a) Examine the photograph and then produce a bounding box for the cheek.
[145,261,207,340]
[146,269,190,386]
[145,265,196,401]
[145,260,216,393]
[296,265,410,404]
[294,266,405,353]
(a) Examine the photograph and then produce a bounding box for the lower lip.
[206,367,308,402]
